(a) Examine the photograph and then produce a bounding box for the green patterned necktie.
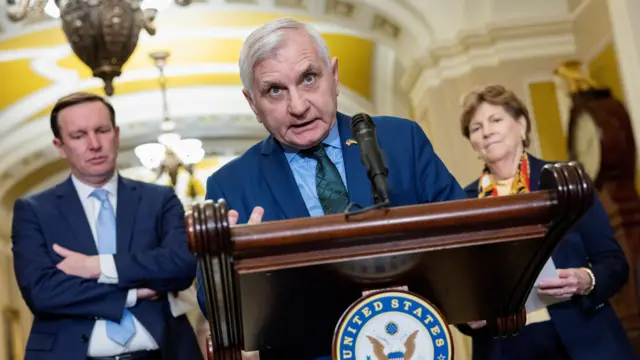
[301,144,350,214]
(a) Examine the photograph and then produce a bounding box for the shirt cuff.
[97,254,118,284]
[126,289,137,308]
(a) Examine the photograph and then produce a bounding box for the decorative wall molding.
[401,16,576,102]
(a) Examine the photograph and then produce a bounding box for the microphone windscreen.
[350,113,373,130]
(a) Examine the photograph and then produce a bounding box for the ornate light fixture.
[6,0,191,96]
[134,51,205,197]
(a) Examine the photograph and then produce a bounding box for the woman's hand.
[538,268,594,299]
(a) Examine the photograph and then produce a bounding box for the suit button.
[81,334,89,342]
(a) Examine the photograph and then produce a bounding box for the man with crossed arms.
[12,92,202,360]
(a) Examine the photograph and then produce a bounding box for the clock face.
[572,111,602,179]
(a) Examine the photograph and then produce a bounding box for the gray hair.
[239,18,331,96]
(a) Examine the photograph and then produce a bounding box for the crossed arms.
[11,190,196,323]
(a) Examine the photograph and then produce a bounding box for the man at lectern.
[456,84,635,359]
[197,18,467,360]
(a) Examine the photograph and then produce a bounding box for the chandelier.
[6,0,191,96]
[134,51,205,195]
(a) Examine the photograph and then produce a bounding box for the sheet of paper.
[525,257,569,313]
[168,287,198,317]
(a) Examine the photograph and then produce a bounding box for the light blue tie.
[90,189,136,346]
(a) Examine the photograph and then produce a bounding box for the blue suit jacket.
[461,154,635,359]
[11,176,202,360]
[198,112,466,358]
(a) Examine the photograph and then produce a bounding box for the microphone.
[350,113,390,205]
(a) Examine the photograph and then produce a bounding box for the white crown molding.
[401,16,576,101]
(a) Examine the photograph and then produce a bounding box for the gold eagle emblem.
[366,330,419,360]
[554,60,600,94]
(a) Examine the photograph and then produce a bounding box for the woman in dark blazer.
[456,84,636,360]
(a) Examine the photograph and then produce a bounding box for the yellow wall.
[0,11,375,122]
[0,60,53,110]
[529,81,567,161]
[588,43,626,103]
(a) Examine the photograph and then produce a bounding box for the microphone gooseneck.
[350,113,390,205]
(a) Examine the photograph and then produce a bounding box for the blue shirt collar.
[283,120,341,163]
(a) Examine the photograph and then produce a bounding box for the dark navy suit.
[459,154,636,360]
[12,176,201,360]
[197,112,466,359]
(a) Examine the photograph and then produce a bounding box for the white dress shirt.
[71,174,159,357]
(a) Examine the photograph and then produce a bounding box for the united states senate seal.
[333,290,452,360]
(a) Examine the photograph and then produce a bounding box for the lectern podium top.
[187,161,593,358]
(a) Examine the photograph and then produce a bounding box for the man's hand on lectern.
[228,207,264,226]
[467,320,487,329]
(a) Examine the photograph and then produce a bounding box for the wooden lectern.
[186,162,594,360]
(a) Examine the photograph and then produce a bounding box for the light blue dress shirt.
[283,122,348,217]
